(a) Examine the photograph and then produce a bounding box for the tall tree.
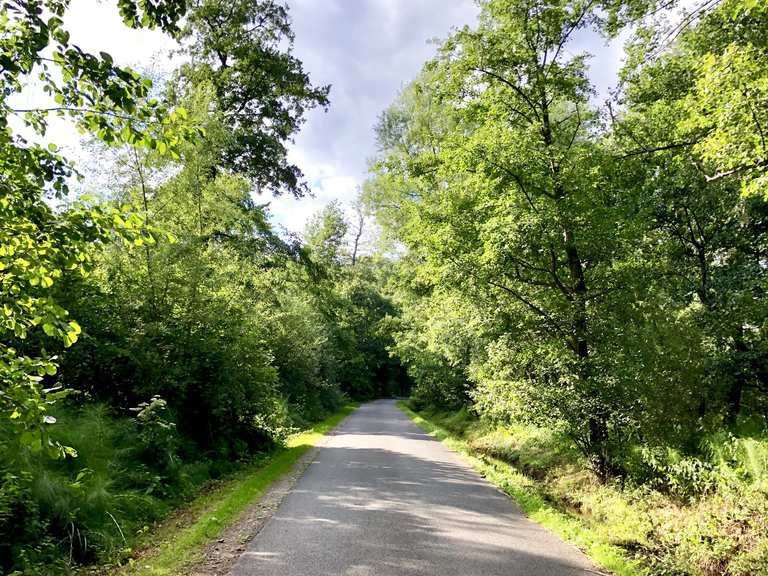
[178,0,330,196]
[369,0,640,477]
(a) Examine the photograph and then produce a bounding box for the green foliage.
[367,0,647,476]
[178,0,330,196]
[305,201,350,265]
[0,403,357,575]
[300,203,409,401]
[130,396,179,476]
[1,405,167,572]
[0,1,402,573]
[367,0,768,482]
[0,0,193,473]
[621,0,768,198]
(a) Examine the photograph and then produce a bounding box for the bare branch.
[472,67,541,121]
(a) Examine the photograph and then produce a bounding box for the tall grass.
[1,406,169,573]
[2,402,266,574]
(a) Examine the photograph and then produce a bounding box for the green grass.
[397,401,645,576]
[118,404,357,576]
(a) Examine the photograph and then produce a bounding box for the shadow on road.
[230,400,596,576]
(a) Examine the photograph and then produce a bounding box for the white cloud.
[64,1,177,63]
[276,0,480,233]
[268,164,359,235]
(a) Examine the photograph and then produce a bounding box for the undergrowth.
[0,403,353,576]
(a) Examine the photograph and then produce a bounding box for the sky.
[265,0,625,233]
[271,0,481,232]
[26,0,628,235]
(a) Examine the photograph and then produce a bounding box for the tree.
[0,0,190,459]
[368,0,640,477]
[367,0,768,480]
[615,0,768,426]
[625,0,768,198]
[304,201,349,265]
[178,0,330,196]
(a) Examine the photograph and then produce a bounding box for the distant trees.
[303,201,409,400]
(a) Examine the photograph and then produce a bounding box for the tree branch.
[472,67,541,121]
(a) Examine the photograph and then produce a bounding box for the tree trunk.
[541,96,610,479]
[726,326,747,426]
[351,207,364,266]
[133,147,158,319]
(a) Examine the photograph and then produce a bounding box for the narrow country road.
[229,400,598,576]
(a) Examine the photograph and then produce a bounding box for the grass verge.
[116,404,357,576]
[397,401,644,576]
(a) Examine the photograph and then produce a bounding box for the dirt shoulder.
[185,444,320,576]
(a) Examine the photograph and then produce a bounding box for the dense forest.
[1,1,405,573]
[1,0,767,575]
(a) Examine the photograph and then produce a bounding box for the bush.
[0,404,205,573]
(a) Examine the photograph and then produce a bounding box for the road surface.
[229,399,598,576]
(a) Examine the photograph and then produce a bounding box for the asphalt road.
[229,399,598,576]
